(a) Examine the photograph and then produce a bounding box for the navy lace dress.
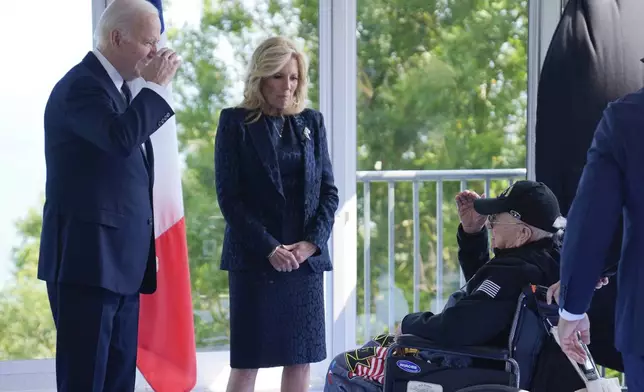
[228,115,326,369]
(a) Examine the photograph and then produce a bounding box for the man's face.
[116,13,160,80]
[486,212,528,249]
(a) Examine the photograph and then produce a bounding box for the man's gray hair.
[94,0,160,49]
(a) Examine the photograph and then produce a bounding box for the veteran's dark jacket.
[401,225,560,347]
[214,107,339,272]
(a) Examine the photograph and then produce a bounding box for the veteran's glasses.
[486,214,524,229]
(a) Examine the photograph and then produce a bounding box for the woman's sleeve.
[303,111,339,252]
[214,109,281,258]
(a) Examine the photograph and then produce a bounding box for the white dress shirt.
[559,308,586,321]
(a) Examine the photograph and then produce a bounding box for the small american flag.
[476,279,501,298]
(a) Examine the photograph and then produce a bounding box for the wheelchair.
[381,285,558,392]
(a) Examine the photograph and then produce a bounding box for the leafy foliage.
[1,0,532,357]
[169,0,530,347]
[0,209,56,359]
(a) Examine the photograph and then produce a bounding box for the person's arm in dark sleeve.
[65,76,173,157]
[214,109,281,258]
[303,111,339,254]
[600,220,622,279]
[401,274,517,347]
[457,224,490,281]
[559,106,625,316]
[601,263,619,278]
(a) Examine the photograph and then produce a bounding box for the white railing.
[356,168,527,339]
[0,168,628,390]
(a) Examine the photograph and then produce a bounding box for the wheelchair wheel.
[455,385,521,392]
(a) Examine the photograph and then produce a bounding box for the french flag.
[129,1,197,390]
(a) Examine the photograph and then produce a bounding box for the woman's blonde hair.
[239,36,309,121]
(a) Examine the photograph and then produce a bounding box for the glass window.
[356,1,529,342]
[0,0,320,361]
[0,0,92,360]
[167,0,320,351]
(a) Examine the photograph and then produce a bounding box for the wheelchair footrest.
[383,354,515,392]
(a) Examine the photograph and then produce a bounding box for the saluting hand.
[455,190,487,233]
[140,48,181,87]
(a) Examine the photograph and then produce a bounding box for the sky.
[0,0,202,289]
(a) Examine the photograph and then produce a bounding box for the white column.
[318,0,358,365]
[91,0,107,43]
[526,0,562,180]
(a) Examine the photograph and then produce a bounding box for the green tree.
[163,0,532,346]
[349,0,531,339]
[0,208,55,360]
[0,0,532,355]
[167,0,319,348]
[166,0,530,347]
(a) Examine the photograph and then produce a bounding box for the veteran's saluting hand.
[455,190,487,233]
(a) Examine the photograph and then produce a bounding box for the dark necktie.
[121,82,132,105]
[121,82,150,171]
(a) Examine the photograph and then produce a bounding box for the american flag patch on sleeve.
[475,279,501,298]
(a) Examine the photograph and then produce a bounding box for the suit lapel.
[83,52,127,110]
[84,52,154,190]
[246,116,284,197]
[292,113,316,211]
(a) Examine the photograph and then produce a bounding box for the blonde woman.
[214,36,339,392]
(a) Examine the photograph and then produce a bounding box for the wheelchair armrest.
[393,334,510,361]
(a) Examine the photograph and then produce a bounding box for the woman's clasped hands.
[269,241,318,272]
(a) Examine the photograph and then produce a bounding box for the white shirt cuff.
[142,81,171,105]
[559,308,585,321]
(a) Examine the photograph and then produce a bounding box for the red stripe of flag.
[138,218,196,391]
[135,1,197,390]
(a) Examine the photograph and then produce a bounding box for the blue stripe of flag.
[146,0,165,34]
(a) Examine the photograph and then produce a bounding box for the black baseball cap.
[473,180,563,233]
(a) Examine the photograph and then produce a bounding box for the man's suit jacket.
[560,89,644,356]
[214,107,339,272]
[37,52,174,295]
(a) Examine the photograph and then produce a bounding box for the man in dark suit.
[555,85,644,391]
[37,0,180,390]
[536,0,644,373]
